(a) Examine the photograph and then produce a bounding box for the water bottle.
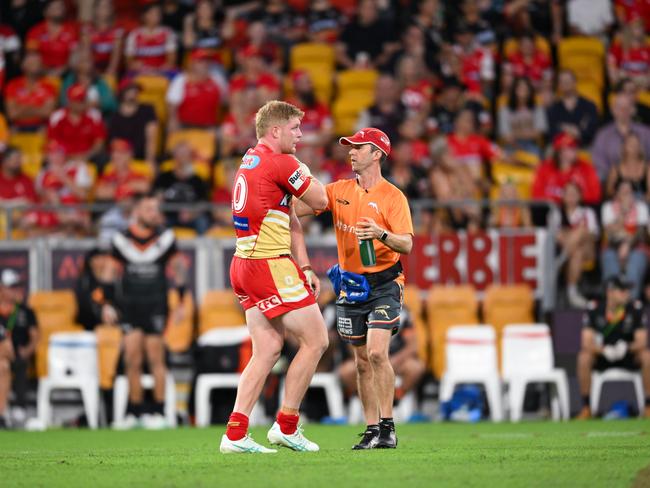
[359,239,376,267]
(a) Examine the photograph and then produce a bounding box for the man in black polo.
[577,274,650,418]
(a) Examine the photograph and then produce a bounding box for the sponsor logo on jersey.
[337,316,353,335]
[336,198,350,205]
[232,216,249,230]
[288,168,306,190]
[240,154,260,170]
[256,295,282,312]
[368,202,379,214]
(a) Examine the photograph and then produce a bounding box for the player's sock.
[152,401,165,415]
[379,417,395,432]
[277,410,299,435]
[126,402,142,418]
[581,395,590,407]
[226,412,249,441]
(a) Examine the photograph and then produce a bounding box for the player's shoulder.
[329,178,356,190]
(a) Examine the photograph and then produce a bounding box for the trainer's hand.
[356,217,382,240]
[304,269,320,299]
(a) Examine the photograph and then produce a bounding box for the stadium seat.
[159,159,210,181]
[136,74,169,121]
[166,129,216,162]
[103,159,155,180]
[37,331,100,429]
[113,373,177,427]
[590,369,644,417]
[402,285,429,367]
[559,37,605,64]
[199,289,245,335]
[439,325,504,422]
[194,326,266,427]
[279,373,345,420]
[332,96,374,135]
[10,132,45,179]
[336,69,379,100]
[95,324,123,390]
[290,42,335,73]
[172,227,198,240]
[502,35,551,58]
[502,324,570,421]
[426,285,479,379]
[29,289,82,378]
[638,90,650,109]
[164,288,195,354]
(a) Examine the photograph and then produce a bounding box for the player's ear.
[271,125,281,139]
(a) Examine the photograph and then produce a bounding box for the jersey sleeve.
[387,190,414,235]
[272,154,312,199]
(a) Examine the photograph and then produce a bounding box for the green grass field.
[2,420,650,488]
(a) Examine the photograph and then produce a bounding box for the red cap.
[110,138,132,153]
[45,140,66,155]
[118,77,142,93]
[190,48,212,62]
[553,132,578,150]
[67,83,87,103]
[339,127,391,156]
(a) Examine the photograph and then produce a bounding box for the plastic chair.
[113,373,177,427]
[37,331,99,429]
[502,324,570,421]
[164,289,194,354]
[194,326,266,427]
[199,290,245,335]
[332,95,374,135]
[166,129,216,162]
[426,285,479,379]
[10,132,45,179]
[590,369,644,417]
[95,325,123,390]
[279,372,345,420]
[336,69,379,100]
[290,43,335,73]
[439,325,504,421]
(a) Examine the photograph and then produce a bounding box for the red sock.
[226,412,249,441]
[276,411,299,435]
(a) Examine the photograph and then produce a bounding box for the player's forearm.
[290,210,310,267]
[293,198,315,217]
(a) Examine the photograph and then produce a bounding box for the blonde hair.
[255,100,304,139]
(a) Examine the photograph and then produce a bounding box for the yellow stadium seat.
[336,69,379,100]
[290,43,336,73]
[10,132,45,179]
[29,289,82,377]
[332,96,374,136]
[503,35,551,59]
[172,227,198,240]
[103,160,155,180]
[164,288,195,353]
[136,74,169,121]
[559,37,605,63]
[403,285,429,368]
[426,285,479,378]
[160,159,210,181]
[205,226,236,238]
[638,90,650,108]
[166,129,216,162]
[95,324,123,389]
[199,289,245,335]
[577,81,603,112]
[103,74,117,93]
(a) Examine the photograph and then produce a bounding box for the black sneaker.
[352,428,379,450]
[376,427,397,448]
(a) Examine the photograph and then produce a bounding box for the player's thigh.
[123,329,145,362]
[366,328,392,358]
[144,334,166,366]
[245,306,284,358]
[274,303,328,349]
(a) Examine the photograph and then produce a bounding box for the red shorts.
[230,256,316,319]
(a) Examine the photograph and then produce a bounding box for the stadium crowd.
[1,0,650,308]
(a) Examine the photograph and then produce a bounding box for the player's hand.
[614,340,628,360]
[101,304,118,325]
[356,217,382,240]
[602,345,618,362]
[304,269,320,299]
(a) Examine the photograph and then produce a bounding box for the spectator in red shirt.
[396,54,434,122]
[607,19,650,91]
[166,49,226,132]
[0,147,37,204]
[124,3,177,76]
[229,45,280,109]
[505,33,553,99]
[614,0,650,33]
[5,51,58,132]
[81,0,126,78]
[26,0,79,77]
[532,132,602,205]
[95,139,151,202]
[286,70,333,148]
[452,23,494,97]
[47,83,107,161]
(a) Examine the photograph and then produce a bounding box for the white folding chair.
[439,325,504,422]
[279,372,345,421]
[37,331,100,429]
[502,324,570,422]
[194,327,267,427]
[348,376,415,424]
[113,373,177,427]
[590,369,644,417]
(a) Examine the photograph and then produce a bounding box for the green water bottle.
[359,239,376,267]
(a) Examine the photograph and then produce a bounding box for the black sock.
[379,417,395,432]
[153,401,165,415]
[126,402,142,417]
[581,395,590,407]
[366,424,379,433]
[645,397,650,407]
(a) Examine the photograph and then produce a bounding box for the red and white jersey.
[232,143,312,259]
[401,80,434,115]
[84,23,126,70]
[26,21,79,70]
[507,50,552,82]
[35,162,92,204]
[166,73,223,127]
[47,108,106,157]
[447,133,499,174]
[608,43,650,78]
[125,26,176,68]
[454,44,494,93]
[5,77,58,128]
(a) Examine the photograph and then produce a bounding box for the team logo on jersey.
[288,168,306,191]
[336,198,350,205]
[368,202,379,214]
[374,308,390,319]
[256,295,282,312]
[240,154,260,170]
[233,216,249,230]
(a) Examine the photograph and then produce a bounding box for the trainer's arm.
[356,217,413,254]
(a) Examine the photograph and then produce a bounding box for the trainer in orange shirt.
[296,127,414,450]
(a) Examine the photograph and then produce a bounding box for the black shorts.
[335,280,403,346]
[120,301,167,336]
[595,352,639,372]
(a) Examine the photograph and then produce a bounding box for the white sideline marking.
[478,433,533,439]
[586,431,643,438]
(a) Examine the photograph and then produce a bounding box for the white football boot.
[220,434,277,454]
[267,422,319,452]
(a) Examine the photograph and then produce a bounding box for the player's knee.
[125,350,144,369]
[367,347,389,368]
